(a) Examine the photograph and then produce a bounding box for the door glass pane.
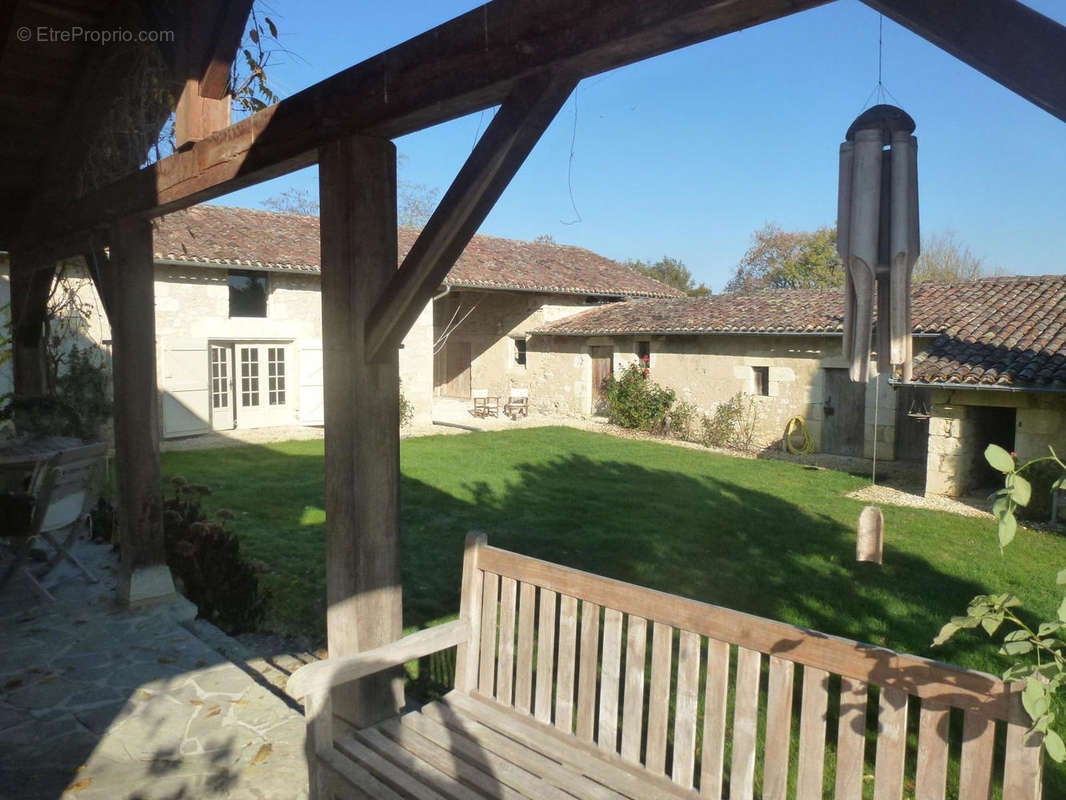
[240,347,259,407]
[268,347,286,406]
[210,346,229,409]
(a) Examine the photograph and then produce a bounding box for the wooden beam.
[0,1,19,69]
[319,133,404,728]
[200,0,254,100]
[365,71,576,361]
[30,0,828,251]
[173,0,244,148]
[109,216,176,607]
[175,79,231,148]
[861,0,1066,124]
[8,250,53,397]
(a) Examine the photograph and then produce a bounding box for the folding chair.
[504,387,529,419]
[0,442,106,602]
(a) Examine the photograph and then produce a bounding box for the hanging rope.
[784,416,814,455]
[871,375,880,486]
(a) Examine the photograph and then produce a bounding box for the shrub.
[702,393,759,451]
[603,361,675,432]
[0,344,111,440]
[1015,459,1064,522]
[162,477,267,634]
[666,400,699,442]
[399,381,414,429]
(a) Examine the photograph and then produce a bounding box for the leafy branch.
[933,443,1066,761]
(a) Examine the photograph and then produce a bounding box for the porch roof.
[533,275,1066,390]
[152,204,683,299]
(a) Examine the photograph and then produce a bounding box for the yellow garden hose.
[785,416,814,455]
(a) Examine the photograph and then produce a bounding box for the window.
[637,340,651,363]
[267,347,286,405]
[229,270,268,317]
[240,347,260,406]
[514,338,527,367]
[753,366,770,396]
[210,346,229,410]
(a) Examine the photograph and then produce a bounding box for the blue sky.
[216,1,1066,291]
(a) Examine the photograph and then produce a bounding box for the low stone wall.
[925,388,1066,497]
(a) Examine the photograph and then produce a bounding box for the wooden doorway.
[589,345,613,414]
[437,340,472,398]
[822,368,866,457]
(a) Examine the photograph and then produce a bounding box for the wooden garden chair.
[0,442,106,602]
[503,387,529,419]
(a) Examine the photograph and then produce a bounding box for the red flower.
[642,354,650,362]
[643,368,650,376]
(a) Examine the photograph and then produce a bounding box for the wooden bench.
[290,534,1044,799]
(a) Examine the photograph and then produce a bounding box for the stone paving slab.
[0,540,308,800]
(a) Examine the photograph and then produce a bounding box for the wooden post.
[109,216,176,607]
[8,252,53,398]
[319,134,404,727]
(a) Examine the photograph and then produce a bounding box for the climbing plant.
[933,443,1066,761]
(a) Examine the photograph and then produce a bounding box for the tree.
[726,223,843,294]
[913,230,1000,283]
[260,174,439,227]
[261,187,318,215]
[625,256,711,297]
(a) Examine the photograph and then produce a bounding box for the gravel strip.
[846,484,993,518]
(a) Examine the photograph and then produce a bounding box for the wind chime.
[837,22,920,565]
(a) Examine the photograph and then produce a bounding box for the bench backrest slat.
[458,537,1045,799]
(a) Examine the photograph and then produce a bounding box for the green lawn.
[161,427,1066,792]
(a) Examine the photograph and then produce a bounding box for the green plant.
[399,381,414,429]
[933,444,1066,761]
[163,476,267,634]
[0,345,111,440]
[602,360,676,432]
[666,400,699,441]
[702,393,758,451]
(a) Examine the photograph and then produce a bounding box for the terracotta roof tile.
[536,275,1066,390]
[153,205,682,299]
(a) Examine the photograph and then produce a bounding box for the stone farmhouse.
[0,204,681,434]
[536,276,1066,497]
[2,205,1063,501]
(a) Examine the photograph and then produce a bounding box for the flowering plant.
[601,362,675,431]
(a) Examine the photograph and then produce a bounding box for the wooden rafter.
[200,0,254,100]
[0,1,18,69]
[365,71,577,361]
[861,0,1066,124]
[26,0,828,253]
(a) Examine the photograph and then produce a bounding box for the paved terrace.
[0,541,308,800]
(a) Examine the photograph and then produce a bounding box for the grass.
[161,426,1066,792]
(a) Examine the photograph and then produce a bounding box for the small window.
[267,347,286,405]
[229,270,268,318]
[210,345,229,410]
[637,340,651,363]
[753,366,770,396]
[514,338,527,367]
[240,347,260,406]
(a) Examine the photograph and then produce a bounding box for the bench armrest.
[288,619,469,701]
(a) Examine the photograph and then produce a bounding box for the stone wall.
[434,289,594,401]
[0,256,11,397]
[925,388,1066,496]
[525,331,883,452]
[0,258,436,434]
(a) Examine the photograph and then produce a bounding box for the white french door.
[209,344,235,430]
[211,342,292,429]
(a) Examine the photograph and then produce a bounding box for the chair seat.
[327,691,696,799]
